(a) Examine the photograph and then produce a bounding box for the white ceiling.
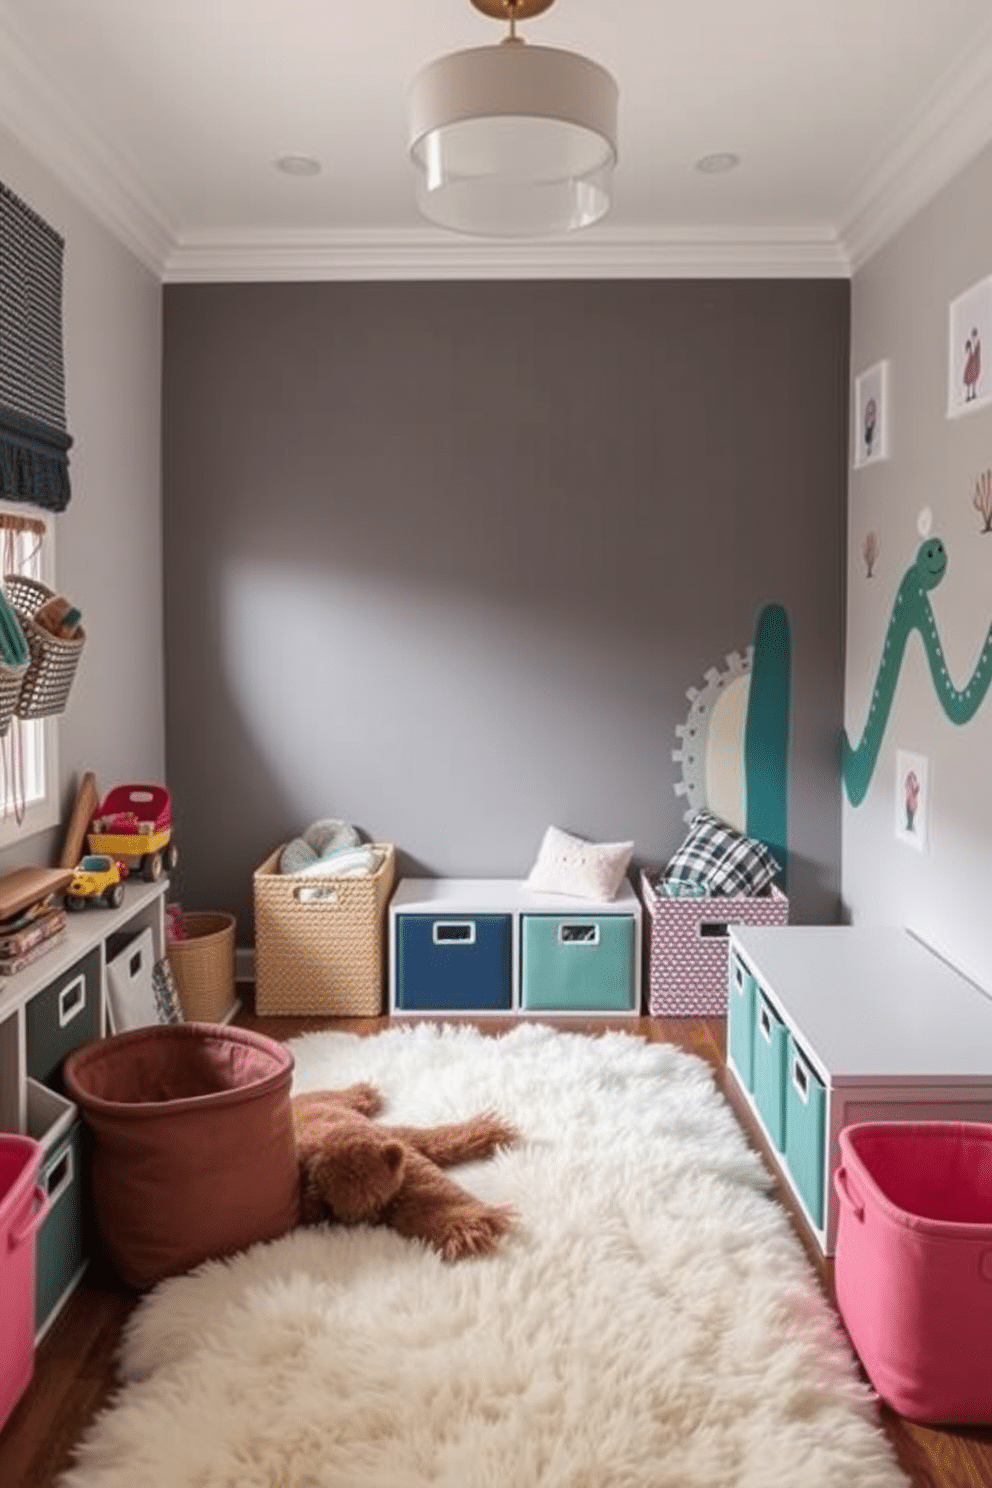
[2,0,992,281]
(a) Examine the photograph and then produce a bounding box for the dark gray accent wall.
[163,279,848,943]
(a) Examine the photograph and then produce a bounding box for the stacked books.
[0,894,67,976]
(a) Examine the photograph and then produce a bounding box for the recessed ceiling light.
[275,155,322,177]
[695,152,741,174]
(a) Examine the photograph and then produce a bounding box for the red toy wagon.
[87,783,179,883]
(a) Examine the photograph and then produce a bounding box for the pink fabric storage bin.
[0,1134,49,1431]
[641,871,788,1015]
[834,1121,992,1424]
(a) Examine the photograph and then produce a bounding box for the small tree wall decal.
[974,469,992,533]
[863,530,878,577]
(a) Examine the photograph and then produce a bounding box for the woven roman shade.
[0,181,72,511]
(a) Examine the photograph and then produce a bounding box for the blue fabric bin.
[396,913,512,1010]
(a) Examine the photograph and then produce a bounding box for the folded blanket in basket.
[279,819,367,876]
[292,845,383,879]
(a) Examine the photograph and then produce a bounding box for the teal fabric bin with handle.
[521,914,635,1011]
[784,1035,827,1229]
[35,1121,84,1335]
[26,1079,85,1336]
[753,991,788,1151]
[728,951,757,1091]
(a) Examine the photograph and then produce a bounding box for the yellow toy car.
[65,854,125,911]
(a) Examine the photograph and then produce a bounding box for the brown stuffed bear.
[292,1082,519,1261]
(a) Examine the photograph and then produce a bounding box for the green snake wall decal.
[842,535,992,805]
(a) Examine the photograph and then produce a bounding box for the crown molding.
[3,6,992,285]
[839,15,992,272]
[162,225,849,282]
[0,12,174,275]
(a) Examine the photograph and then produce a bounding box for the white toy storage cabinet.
[0,879,167,1338]
[389,878,642,1015]
[726,924,992,1255]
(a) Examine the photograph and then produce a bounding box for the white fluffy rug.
[61,1023,907,1488]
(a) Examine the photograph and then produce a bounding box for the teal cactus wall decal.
[744,603,791,888]
[842,534,992,805]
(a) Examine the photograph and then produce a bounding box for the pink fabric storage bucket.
[63,1023,299,1290]
[0,1135,49,1431]
[834,1121,992,1424]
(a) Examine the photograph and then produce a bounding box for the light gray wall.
[844,139,992,992]
[163,278,849,942]
[0,125,165,872]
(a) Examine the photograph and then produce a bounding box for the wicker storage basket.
[168,911,237,1023]
[3,574,85,720]
[254,843,396,1015]
[0,650,28,738]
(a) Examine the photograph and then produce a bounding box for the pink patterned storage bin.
[641,871,788,1016]
[834,1121,992,1425]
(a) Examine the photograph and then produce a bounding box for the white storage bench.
[726,925,992,1255]
[389,878,642,1016]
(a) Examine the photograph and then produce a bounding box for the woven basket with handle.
[254,843,396,1015]
[0,649,28,737]
[4,573,85,720]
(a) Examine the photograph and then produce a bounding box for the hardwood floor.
[1,1000,990,1487]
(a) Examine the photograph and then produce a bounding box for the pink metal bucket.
[834,1121,992,1424]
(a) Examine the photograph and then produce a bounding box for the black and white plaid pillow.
[662,810,780,896]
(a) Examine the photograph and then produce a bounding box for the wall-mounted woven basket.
[0,649,28,737]
[4,574,85,720]
[167,911,237,1023]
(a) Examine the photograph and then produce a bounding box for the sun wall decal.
[673,604,791,888]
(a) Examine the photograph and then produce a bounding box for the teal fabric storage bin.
[753,992,788,1151]
[26,1080,85,1336]
[728,952,757,1091]
[35,1121,84,1335]
[521,914,635,1011]
[784,1036,826,1228]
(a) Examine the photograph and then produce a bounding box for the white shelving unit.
[0,877,168,1337]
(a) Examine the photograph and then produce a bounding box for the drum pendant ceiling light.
[407,0,618,238]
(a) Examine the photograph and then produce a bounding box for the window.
[0,503,59,846]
